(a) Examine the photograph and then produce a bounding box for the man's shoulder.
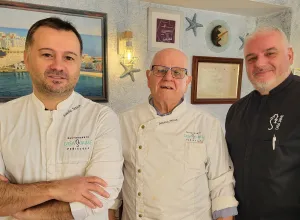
[186,103,216,119]
[75,92,114,112]
[182,103,223,127]
[228,91,255,113]
[292,74,300,82]
[119,102,149,118]
[291,74,300,89]
[73,93,118,121]
[0,95,31,113]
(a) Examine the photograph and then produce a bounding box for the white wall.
[256,9,292,38]
[3,0,258,129]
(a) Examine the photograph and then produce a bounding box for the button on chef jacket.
[0,92,124,220]
[225,74,300,220]
[119,100,238,220]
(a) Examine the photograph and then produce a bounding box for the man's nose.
[163,69,173,80]
[49,56,64,71]
[255,55,269,67]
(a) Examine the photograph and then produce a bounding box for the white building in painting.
[0,32,25,49]
[0,32,25,68]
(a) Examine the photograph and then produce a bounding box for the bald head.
[150,48,188,69]
[146,48,192,110]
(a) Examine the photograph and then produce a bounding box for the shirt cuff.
[70,202,88,220]
[212,207,238,219]
[211,196,239,212]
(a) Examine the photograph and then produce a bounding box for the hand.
[0,174,9,182]
[49,176,109,209]
[217,216,233,220]
[12,210,27,220]
[12,209,40,220]
[108,209,116,220]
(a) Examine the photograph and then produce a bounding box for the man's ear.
[146,70,151,88]
[288,47,294,65]
[186,75,192,86]
[23,50,30,71]
[184,75,192,93]
[146,70,151,78]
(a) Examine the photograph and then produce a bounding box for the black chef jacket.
[225,74,300,220]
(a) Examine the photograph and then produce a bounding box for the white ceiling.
[141,0,290,17]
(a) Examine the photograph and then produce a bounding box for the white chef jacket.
[118,101,238,220]
[0,92,124,220]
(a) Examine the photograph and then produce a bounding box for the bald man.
[225,27,300,220]
[111,48,238,220]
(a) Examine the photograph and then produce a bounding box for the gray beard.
[251,72,278,95]
[253,81,272,95]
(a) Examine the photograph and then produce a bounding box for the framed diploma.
[191,56,243,104]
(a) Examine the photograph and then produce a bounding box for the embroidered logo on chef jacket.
[64,136,92,151]
[268,114,284,131]
[184,131,205,143]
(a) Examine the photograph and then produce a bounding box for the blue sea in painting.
[0,72,103,97]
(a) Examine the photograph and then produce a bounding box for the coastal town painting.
[0,1,108,102]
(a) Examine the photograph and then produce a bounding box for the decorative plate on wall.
[205,20,231,53]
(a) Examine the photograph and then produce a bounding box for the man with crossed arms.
[0,17,123,220]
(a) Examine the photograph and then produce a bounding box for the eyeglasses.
[151,65,188,79]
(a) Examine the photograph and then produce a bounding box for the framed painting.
[147,7,183,51]
[191,56,243,104]
[0,1,108,102]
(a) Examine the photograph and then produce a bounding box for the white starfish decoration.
[185,13,203,37]
[120,62,140,82]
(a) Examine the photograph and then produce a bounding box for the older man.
[112,48,238,220]
[225,27,300,220]
[0,17,123,220]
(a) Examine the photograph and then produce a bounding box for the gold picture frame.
[191,56,243,104]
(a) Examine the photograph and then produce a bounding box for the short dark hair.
[25,17,83,54]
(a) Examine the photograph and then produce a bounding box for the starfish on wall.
[120,62,141,82]
[239,33,249,50]
[239,36,245,50]
[185,13,203,37]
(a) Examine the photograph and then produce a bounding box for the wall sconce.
[118,31,140,82]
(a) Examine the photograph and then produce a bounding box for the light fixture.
[118,31,140,82]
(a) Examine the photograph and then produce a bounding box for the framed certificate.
[191,56,243,104]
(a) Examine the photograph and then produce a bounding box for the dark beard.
[34,70,77,96]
